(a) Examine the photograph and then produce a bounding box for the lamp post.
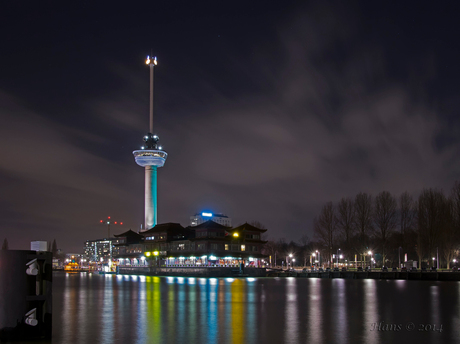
[368,251,373,269]
[316,250,320,268]
[398,246,402,269]
[336,248,341,267]
[292,258,296,269]
[286,253,293,270]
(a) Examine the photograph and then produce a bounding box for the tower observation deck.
[133,56,168,230]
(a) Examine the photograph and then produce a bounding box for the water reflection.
[53,273,460,344]
[284,278,298,344]
[333,279,348,343]
[363,279,379,344]
[307,278,322,344]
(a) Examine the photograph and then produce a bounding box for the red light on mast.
[114,221,117,224]
[120,222,123,225]
[100,220,103,223]
[108,216,111,219]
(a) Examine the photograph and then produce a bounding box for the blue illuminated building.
[190,212,231,227]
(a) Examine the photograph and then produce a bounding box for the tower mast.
[148,56,157,133]
[133,55,167,230]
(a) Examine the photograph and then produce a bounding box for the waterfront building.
[113,220,268,268]
[83,238,121,265]
[113,229,147,266]
[190,212,232,227]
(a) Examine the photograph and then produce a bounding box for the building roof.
[114,229,143,239]
[228,222,268,233]
[113,229,144,245]
[191,220,230,230]
[141,222,185,235]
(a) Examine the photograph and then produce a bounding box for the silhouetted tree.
[374,191,397,266]
[262,240,277,267]
[442,182,460,268]
[354,192,373,264]
[337,197,355,260]
[314,202,337,267]
[298,234,311,267]
[51,239,58,257]
[417,188,446,268]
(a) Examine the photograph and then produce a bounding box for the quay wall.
[118,266,266,277]
[267,270,460,281]
[117,267,460,280]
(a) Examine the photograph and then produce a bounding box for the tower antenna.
[145,55,157,133]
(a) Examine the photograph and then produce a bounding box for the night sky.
[1,2,460,253]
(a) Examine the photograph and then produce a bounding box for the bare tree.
[440,197,456,268]
[442,182,460,268]
[249,221,266,229]
[262,240,277,267]
[299,234,310,247]
[417,188,446,268]
[354,192,373,264]
[298,234,311,267]
[399,192,415,242]
[337,197,355,260]
[314,202,337,267]
[51,239,58,257]
[275,238,287,267]
[374,191,397,266]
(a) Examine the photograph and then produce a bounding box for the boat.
[64,262,88,273]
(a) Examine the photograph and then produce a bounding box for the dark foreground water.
[53,272,460,344]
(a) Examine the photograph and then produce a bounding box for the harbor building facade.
[113,220,267,268]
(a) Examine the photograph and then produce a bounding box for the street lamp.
[286,253,293,270]
[368,251,373,269]
[336,248,341,267]
[292,258,296,268]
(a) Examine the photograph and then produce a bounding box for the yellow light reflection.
[231,279,245,344]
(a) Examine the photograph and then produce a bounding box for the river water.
[52,272,460,343]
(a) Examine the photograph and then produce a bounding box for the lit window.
[241,245,245,251]
[225,244,229,250]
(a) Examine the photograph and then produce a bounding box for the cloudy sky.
[1,2,459,252]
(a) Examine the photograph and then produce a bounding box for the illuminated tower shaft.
[145,165,157,228]
[133,56,167,230]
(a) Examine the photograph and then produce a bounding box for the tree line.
[311,182,460,269]
[262,182,460,269]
